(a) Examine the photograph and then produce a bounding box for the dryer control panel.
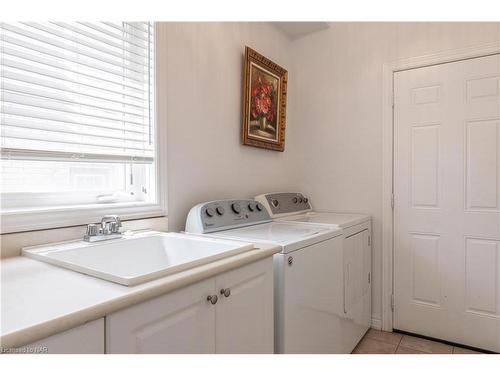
[255,192,312,218]
[185,199,271,233]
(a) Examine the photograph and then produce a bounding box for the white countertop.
[0,243,280,348]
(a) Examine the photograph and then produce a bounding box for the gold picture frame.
[242,46,288,151]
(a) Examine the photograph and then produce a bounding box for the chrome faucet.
[84,215,122,242]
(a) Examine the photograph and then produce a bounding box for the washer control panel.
[186,199,271,233]
[255,192,312,217]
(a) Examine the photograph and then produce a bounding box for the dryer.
[255,192,372,352]
[185,199,348,353]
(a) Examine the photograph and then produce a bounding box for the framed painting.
[242,46,288,151]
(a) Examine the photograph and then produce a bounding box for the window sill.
[0,202,167,234]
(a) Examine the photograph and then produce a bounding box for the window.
[0,22,164,233]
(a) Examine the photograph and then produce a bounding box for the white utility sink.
[22,232,254,286]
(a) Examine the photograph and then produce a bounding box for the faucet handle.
[86,224,98,237]
[110,222,121,234]
[101,214,121,223]
[100,215,121,233]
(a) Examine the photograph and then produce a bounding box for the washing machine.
[185,199,349,353]
[255,192,372,352]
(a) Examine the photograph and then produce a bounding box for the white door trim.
[381,41,500,332]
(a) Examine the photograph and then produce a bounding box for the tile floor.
[352,329,483,354]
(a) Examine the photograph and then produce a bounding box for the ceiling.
[271,22,330,40]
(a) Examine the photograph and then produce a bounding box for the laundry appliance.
[185,199,348,353]
[255,192,372,352]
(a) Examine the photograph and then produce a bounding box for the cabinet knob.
[207,295,218,305]
[220,288,231,298]
[288,256,293,266]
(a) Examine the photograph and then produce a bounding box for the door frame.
[381,41,500,332]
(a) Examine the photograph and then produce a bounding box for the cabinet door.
[215,258,273,353]
[106,279,215,354]
[16,318,104,354]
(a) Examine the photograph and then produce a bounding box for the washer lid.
[278,211,370,228]
[207,221,342,253]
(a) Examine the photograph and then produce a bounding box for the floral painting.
[242,47,288,151]
[249,65,279,141]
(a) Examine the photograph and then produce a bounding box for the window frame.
[0,23,167,234]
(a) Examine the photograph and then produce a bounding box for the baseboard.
[370,317,382,330]
[393,329,496,354]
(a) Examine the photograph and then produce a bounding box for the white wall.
[160,22,300,231]
[289,22,500,326]
[3,22,499,328]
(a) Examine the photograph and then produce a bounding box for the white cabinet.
[106,278,215,353]
[106,258,273,354]
[17,318,104,354]
[215,258,273,353]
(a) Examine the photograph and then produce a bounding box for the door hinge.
[368,272,371,284]
[392,92,395,108]
[390,193,395,209]
[391,294,395,312]
[368,235,371,247]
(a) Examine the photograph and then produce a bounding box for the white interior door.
[394,54,500,352]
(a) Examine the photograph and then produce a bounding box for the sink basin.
[22,232,254,286]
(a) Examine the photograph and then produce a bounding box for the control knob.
[231,202,241,214]
[271,199,279,208]
[248,202,255,211]
[205,207,215,217]
[256,203,263,211]
[216,206,225,216]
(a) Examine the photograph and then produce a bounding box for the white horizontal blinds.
[0,22,155,163]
